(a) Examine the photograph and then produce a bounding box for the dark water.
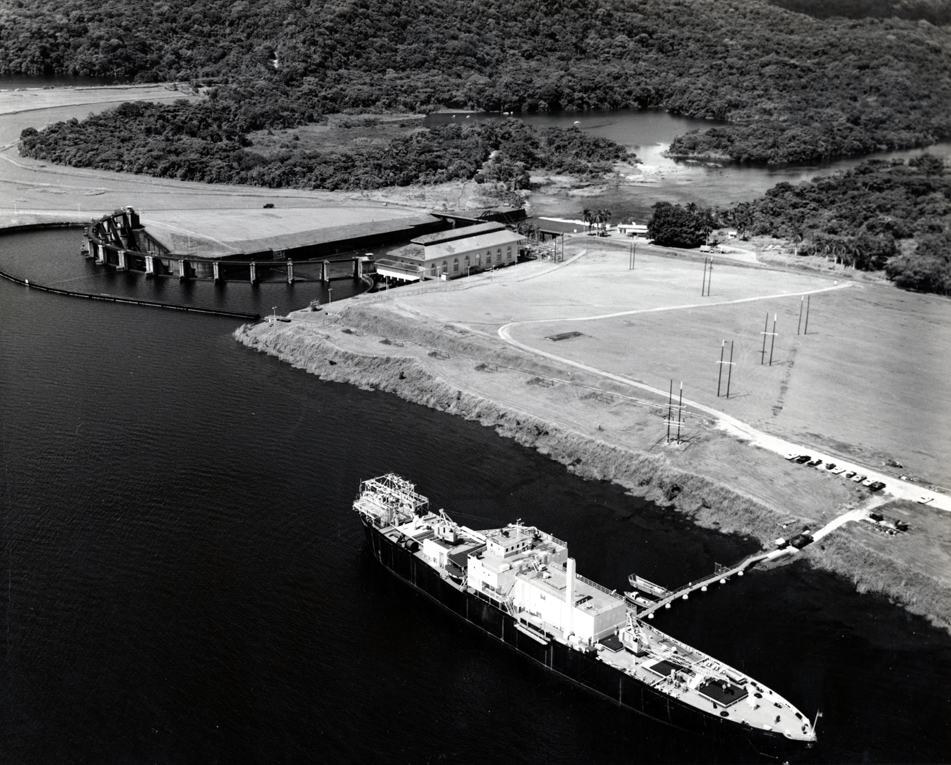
[2,229,950,764]
[0,228,362,317]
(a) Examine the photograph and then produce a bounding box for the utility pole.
[665,380,685,444]
[760,313,769,364]
[677,381,684,443]
[630,239,636,270]
[804,294,812,334]
[769,314,777,366]
[702,258,712,296]
[797,295,804,335]
[726,341,735,398]
[717,340,725,397]
[666,379,673,443]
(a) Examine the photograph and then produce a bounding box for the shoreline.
[233,295,950,634]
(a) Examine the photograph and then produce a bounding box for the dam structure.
[83,206,445,284]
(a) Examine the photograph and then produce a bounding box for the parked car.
[824,462,837,471]
[831,467,846,475]
[844,471,856,479]
[869,481,885,492]
[795,455,812,464]
[807,458,823,467]
[862,478,876,487]
[785,453,799,461]
[852,474,867,482]
[789,533,814,549]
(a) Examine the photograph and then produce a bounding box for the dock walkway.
[634,547,793,618]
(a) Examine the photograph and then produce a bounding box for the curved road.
[498,272,950,512]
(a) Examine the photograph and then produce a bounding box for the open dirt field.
[396,246,951,491]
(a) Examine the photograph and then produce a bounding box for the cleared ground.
[399,245,951,490]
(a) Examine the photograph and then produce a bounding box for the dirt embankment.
[234,308,951,634]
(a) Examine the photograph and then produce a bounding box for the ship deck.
[371,504,814,743]
[594,621,811,739]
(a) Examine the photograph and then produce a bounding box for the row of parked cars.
[785,453,886,491]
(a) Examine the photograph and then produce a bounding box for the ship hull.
[361,519,799,751]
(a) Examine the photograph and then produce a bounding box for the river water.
[427,109,951,223]
[2,228,951,764]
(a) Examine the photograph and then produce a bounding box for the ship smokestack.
[565,557,576,636]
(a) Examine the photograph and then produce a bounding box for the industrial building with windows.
[374,221,526,283]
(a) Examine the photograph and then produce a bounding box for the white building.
[375,225,526,283]
[616,222,649,237]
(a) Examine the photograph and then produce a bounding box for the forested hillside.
[726,156,951,295]
[2,0,951,164]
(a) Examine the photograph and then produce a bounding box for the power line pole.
[665,380,685,444]
[630,238,636,270]
[726,341,735,398]
[717,340,725,397]
[804,294,812,334]
[701,258,712,296]
[676,381,684,443]
[760,313,769,364]
[797,295,804,335]
[769,313,777,366]
[666,379,673,444]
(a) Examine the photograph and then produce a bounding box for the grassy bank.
[234,315,950,634]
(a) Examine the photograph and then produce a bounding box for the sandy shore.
[4,85,949,632]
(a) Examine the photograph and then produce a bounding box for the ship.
[354,474,817,746]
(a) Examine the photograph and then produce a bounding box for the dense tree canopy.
[647,202,717,247]
[726,155,951,295]
[19,107,627,191]
[3,0,951,164]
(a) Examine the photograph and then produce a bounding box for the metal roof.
[411,221,505,246]
[423,229,525,260]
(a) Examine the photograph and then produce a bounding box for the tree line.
[658,155,951,296]
[2,0,950,165]
[19,104,628,191]
[725,155,951,295]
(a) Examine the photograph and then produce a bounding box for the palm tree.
[582,208,593,234]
